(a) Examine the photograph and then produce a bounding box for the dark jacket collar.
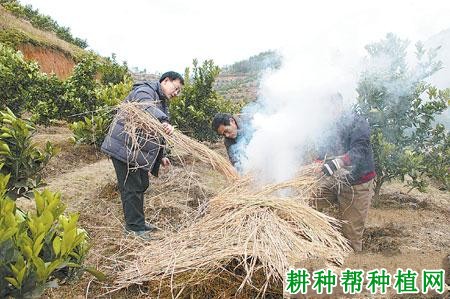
[133,81,167,101]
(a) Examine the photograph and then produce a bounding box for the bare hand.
[161,122,174,135]
[161,157,171,168]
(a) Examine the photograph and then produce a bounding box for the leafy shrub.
[95,76,133,107]
[69,78,132,146]
[421,122,450,190]
[0,44,130,126]
[0,108,58,198]
[356,33,449,195]
[0,43,130,148]
[70,114,110,147]
[29,75,66,125]
[170,59,244,142]
[99,53,130,85]
[0,43,66,121]
[0,169,103,298]
[28,52,127,124]
[0,43,42,115]
[60,53,100,119]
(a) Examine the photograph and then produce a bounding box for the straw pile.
[108,103,351,297]
[110,168,351,297]
[114,102,238,180]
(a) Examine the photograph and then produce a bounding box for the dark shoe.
[144,222,158,231]
[124,228,154,241]
[125,222,158,232]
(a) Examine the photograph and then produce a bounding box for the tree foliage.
[0,170,103,298]
[170,59,243,142]
[69,77,133,147]
[99,53,130,85]
[28,75,66,126]
[61,53,101,119]
[0,0,88,48]
[356,33,449,195]
[0,43,48,115]
[0,108,58,198]
[0,42,133,150]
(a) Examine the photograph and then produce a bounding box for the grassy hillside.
[215,50,282,102]
[214,73,259,102]
[0,4,84,59]
[129,51,282,103]
[0,3,89,78]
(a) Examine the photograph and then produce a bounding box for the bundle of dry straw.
[113,102,238,180]
[111,166,351,297]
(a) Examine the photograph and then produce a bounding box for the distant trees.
[221,50,282,75]
[0,0,88,48]
[99,53,129,85]
[215,50,281,102]
[356,33,449,195]
[170,59,243,142]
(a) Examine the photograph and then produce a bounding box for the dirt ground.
[15,126,449,298]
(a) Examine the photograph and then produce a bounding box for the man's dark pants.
[111,157,149,231]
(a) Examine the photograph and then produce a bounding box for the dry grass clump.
[109,166,351,297]
[113,102,238,180]
[363,222,407,255]
[143,167,214,231]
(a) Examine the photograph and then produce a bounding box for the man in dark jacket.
[101,71,184,239]
[317,93,376,252]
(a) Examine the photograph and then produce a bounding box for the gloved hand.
[322,158,344,176]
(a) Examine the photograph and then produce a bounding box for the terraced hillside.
[0,4,84,78]
[130,51,282,102]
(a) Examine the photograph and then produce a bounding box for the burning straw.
[110,166,352,297]
[113,102,238,180]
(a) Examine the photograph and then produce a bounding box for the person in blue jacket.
[212,113,253,172]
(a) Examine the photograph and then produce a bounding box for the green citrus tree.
[356,33,449,196]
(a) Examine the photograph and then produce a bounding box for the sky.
[18,0,450,74]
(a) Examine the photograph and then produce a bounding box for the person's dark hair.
[212,113,233,132]
[159,71,184,85]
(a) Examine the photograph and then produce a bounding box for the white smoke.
[236,1,450,185]
[240,45,360,184]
